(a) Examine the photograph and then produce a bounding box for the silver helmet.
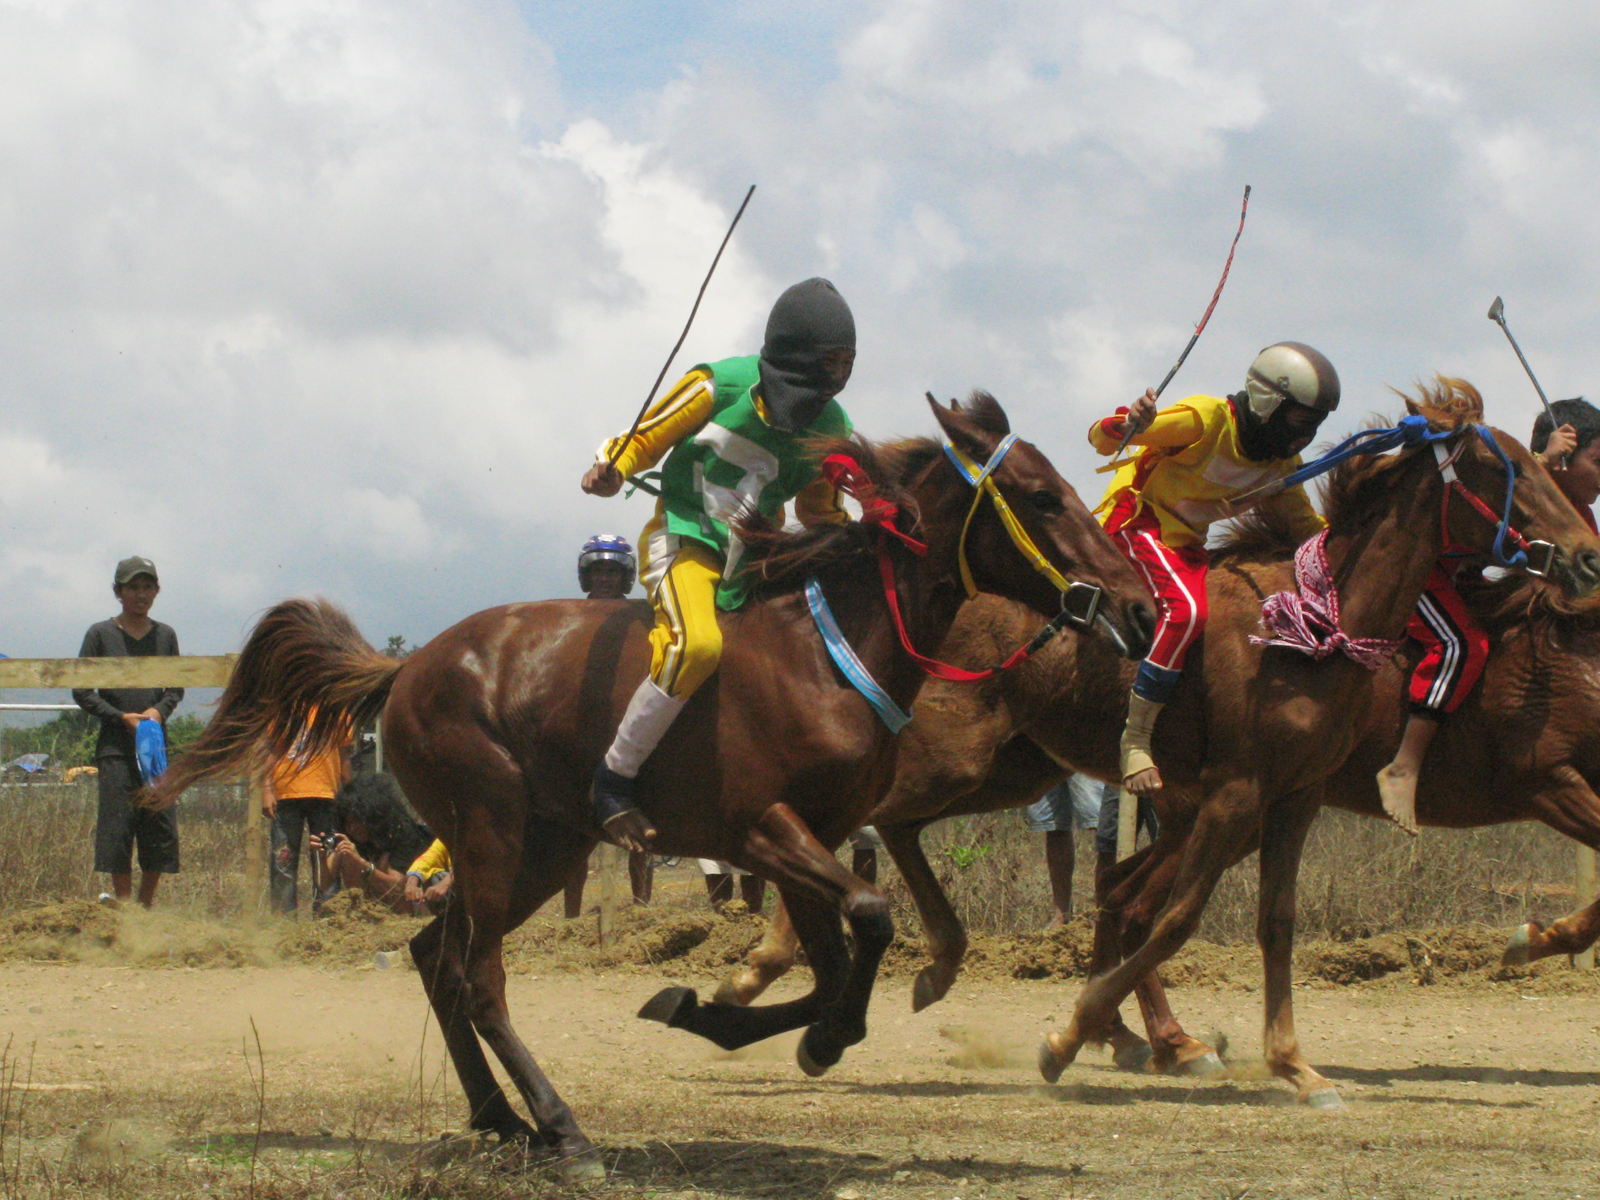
[1244,342,1341,420]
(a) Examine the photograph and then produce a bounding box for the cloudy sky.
[4,0,1600,669]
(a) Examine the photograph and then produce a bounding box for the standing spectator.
[1094,786,1159,900]
[1022,774,1110,928]
[698,858,765,913]
[261,709,350,916]
[71,557,182,909]
[564,535,654,918]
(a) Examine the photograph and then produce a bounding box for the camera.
[318,832,347,853]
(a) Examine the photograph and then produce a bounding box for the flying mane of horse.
[148,392,1156,1178]
[716,378,1600,1106]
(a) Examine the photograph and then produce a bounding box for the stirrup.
[591,764,640,828]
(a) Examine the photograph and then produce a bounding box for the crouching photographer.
[403,838,454,916]
[309,772,434,913]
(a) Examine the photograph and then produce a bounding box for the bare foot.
[1123,765,1163,796]
[1375,764,1420,836]
[601,809,657,854]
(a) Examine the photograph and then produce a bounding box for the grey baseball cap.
[114,556,159,586]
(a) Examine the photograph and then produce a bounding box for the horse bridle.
[942,435,1104,633]
[1432,426,1558,579]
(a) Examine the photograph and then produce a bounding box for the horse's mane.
[1211,375,1600,638]
[735,433,945,598]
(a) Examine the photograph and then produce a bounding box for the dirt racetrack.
[2,900,1600,1198]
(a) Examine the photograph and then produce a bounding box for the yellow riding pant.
[646,541,724,700]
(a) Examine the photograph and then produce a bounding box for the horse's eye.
[1031,490,1064,514]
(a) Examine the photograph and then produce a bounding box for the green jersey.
[658,355,852,609]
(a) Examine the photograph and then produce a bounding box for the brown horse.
[718,380,1600,1104]
[151,393,1156,1177]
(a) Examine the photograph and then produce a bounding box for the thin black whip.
[604,185,757,472]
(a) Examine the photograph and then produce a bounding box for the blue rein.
[1276,415,1539,571]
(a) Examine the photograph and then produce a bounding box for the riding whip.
[1111,185,1252,464]
[1487,295,1564,466]
[603,185,757,473]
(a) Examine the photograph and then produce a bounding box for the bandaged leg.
[1120,661,1180,795]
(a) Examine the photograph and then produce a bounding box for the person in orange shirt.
[261,712,352,915]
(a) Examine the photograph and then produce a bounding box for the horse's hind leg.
[410,905,532,1143]
[714,898,799,1006]
[1505,771,1600,964]
[877,819,966,1012]
[456,816,602,1177]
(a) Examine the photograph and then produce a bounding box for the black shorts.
[94,757,180,875]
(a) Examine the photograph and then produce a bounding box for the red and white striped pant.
[1406,567,1489,715]
[1105,495,1210,673]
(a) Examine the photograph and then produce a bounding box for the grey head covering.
[757,278,856,432]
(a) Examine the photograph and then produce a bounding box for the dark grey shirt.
[72,620,183,760]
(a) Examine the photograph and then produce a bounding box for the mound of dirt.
[0,900,118,960]
[275,889,425,964]
[1297,933,1412,985]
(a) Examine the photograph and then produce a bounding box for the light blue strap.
[942,433,1018,487]
[806,578,913,733]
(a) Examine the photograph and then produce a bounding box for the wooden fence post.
[244,776,265,919]
[1576,846,1597,970]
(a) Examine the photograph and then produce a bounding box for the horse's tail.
[147,598,403,810]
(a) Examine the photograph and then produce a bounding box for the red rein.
[821,453,1040,683]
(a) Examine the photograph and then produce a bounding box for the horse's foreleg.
[642,803,889,1075]
[1257,790,1340,1107]
[410,905,532,1143]
[874,820,967,1012]
[1040,785,1257,1083]
[1505,770,1600,965]
[713,897,799,1006]
[1105,844,1223,1077]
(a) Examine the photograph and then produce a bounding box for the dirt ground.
[3,899,1600,1200]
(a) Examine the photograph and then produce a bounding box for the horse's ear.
[930,390,1010,463]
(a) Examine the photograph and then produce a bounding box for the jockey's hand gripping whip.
[1111,185,1252,463]
[1487,295,1564,467]
[603,185,757,475]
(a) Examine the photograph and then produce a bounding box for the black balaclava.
[757,278,856,432]
[1231,392,1318,462]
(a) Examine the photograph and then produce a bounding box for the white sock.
[604,679,688,778]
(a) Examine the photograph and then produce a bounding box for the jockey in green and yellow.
[580,278,857,849]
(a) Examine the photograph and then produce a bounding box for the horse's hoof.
[1111,1038,1154,1074]
[556,1149,607,1186]
[1037,1038,1066,1085]
[797,1026,841,1078]
[1501,923,1536,967]
[1175,1051,1225,1079]
[711,975,748,1007]
[638,986,697,1028]
[911,969,946,1013]
[1304,1087,1345,1111]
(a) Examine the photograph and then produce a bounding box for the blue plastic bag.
[135,719,168,784]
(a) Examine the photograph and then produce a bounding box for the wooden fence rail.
[0,655,268,913]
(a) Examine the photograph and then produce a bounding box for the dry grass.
[890,808,1584,944]
[0,781,1586,948]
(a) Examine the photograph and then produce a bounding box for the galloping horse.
[715,380,1600,1104]
[151,393,1156,1176]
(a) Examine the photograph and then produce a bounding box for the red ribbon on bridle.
[822,454,927,554]
[820,453,1059,683]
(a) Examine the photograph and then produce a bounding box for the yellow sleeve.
[1087,404,1206,456]
[596,368,716,479]
[407,838,452,877]
[794,474,850,527]
[1265,482,1327,540]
